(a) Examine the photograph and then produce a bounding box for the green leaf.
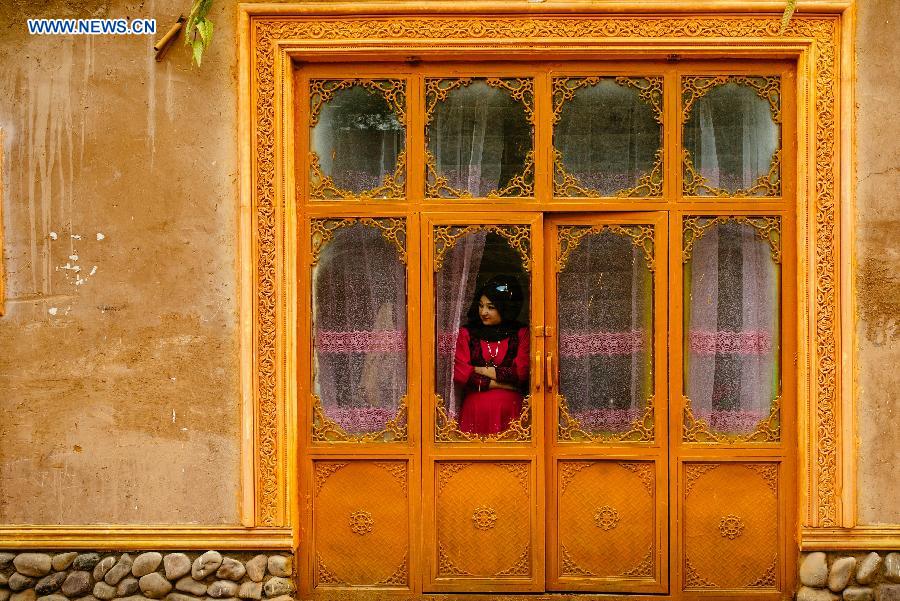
[192,38,204,66]
[197,18,213,47]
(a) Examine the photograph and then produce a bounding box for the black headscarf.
[465,275,525,341]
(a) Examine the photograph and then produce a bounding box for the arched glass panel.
[433,225,531,441]
[682,76,781,197]
[556,226,655,442]
[310,80,406,199]
[683,217,781,442]
[311,219,407,442]
[553,77,663,198]
[425,79,534,198]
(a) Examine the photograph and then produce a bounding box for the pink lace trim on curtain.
[559,331,645,357]
[324,406,397,433]
[688,330,772,356]
[571,408,644,431]
[695,410,768,434]
[437,332,458,356]
[315,330,406,354]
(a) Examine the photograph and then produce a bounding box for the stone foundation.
[798,552,900,601]
[0,552,294,601]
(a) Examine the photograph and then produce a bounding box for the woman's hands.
[474,366,516,390]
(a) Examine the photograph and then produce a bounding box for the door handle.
[533,352,542,390]
[546,352,554,391]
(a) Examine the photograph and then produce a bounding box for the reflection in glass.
[435,230,530,436]
[313,222,407,437]
[311,84,405,196]
[555,78,662,197]
[684,219,780,437]
[683,80,781,196]
[557,228,653,438]
[427,80,533,197]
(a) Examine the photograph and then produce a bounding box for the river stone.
[11,591,36,601]
[879,584,900,601]
[165,594,200,601]
[51,553,78,572]
[36,594,68,601]
[797,586,840,601]
[244,556,267,583]
[262,578,292,597]
[91,582,115,601]
[74,596,98,601]
[61,572,93,598]
[9,574,36,591]
[0,589,10,601]
[216,558,245,582]
[844,586,874,601]
[237,582,262,600]
[91,557,115,582]
[14,555,52,578]
[208,581,238,599]
[802,553,830,587]
[72,555,100,572]
[116,577,139,597]
[831,557,858,592]
[174,577,206,596]
[859,553,884,585]
[163,554,191,581]
[265,596,292,601]
[138,573,173,600]
[886,554,900,583]
[35,572,67,595]
[0,573,7,586]
[104,554,132,586]
[0,553,16,569]
[266,557,291,578]
[191,552,222,580]
[132,553,162,578]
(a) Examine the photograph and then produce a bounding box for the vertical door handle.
[533,352,542,390]
[546,352,554,391]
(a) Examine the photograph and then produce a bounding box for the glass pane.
[684,218,781,440]
[557,227,654,441]
[312,221,407,441]
[683,78,781,196]
[554,78,663,197]
[434,226,531,440]
[426,79,534,198]
[310,81,405,198]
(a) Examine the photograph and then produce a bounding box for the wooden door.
[422,212,545,593]
[544,212,669,594]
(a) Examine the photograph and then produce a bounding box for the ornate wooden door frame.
[237,0,860,563]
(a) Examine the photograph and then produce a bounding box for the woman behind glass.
[453,276,530,434]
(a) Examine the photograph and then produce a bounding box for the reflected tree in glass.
[310,81,406,199]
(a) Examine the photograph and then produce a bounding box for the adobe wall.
[0,0,241,523]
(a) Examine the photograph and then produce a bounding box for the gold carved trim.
[682,396,781,444]
[374,462,409,495]
[747,555,778,588]
[593,506,620,531]
[684,557,717,589]
[312,394,409,443]
[682,215,781,264]
[557,223,654,272]
[683,463,719,495]
[621,547,654,579]
[311,217,407,265]
[376,552,409,587]
[552,76,663,198]
[437,542,471,576]
[309,79,407,200]
[800,527,900,551]
[681,75,782,197]
[558,395,654,444]
[425,77,536,198]
[496,544,530,576]
[744,462,779,496]
[437,462,472,494]
[498,462,530,493]
[250,14,840,528]
[619,462,655,496]
[558,461,593,495]
[471,506,498,530]
[434,223,530,272]
[718,514,745,540]
[314,462,348,494]
[316,552,347,586]
[0,526,293,551]
[348,510,375,536]
[435,394,532,442]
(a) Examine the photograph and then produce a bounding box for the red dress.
[453,326,530,434]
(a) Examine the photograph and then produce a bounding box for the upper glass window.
[309,79,406,199]
[682,76,781,197]
[425,78,535,198]
[553,77,664,198]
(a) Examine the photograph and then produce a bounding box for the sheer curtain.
[435,232,487,417]
[685,221,779,435]
[557,231,653,433]
[313,224,407,434]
